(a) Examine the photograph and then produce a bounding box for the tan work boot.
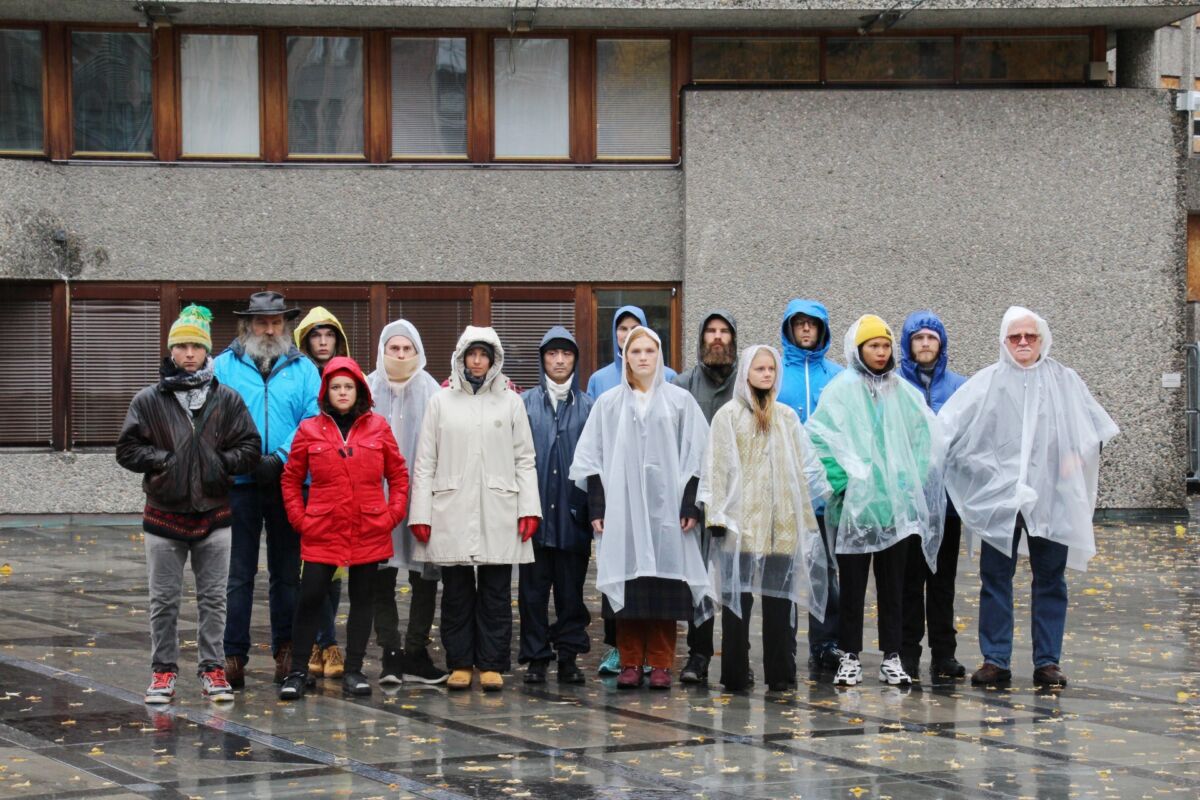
[273,642,292,685]
[479,671,504,692]
[447,668,473,690]
[224,655,246,689]
[307,645,324,678]
[323,645,345,679]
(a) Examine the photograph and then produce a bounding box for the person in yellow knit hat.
[293,306,353,681]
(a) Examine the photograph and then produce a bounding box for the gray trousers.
[145,527,231,673]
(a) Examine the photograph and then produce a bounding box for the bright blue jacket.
[777,299,843,424]
[585,304,677,399]
[523,326,595,553]
[213,339,321,483]
[898,310,967,414]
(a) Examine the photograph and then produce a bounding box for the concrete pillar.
[1116,29,1159,88]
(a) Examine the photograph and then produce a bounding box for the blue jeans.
[978,516,1069,670]
[807,515,841,657]
[224,484,301,660]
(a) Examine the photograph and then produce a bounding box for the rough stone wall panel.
[683,88,1186,509]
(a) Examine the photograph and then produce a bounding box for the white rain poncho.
[938,307,1119,571]
[806,316,946,568]
[568,326,715,620]
[366,320,441,577]
[697,345,832,622]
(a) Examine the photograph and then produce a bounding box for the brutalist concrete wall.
[0,162,682,512]
[683,89,1187,509]
[0,162,682,283]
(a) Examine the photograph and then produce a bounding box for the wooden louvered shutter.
[0,290,54,446]
[490,297,575,392]
[70,298,161,446]
[387,298,473,383]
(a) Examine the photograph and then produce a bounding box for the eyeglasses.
[1006,332,1040,345]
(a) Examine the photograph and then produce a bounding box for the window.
[391,37,468,159]
[960,36,1091,83]
[826,37,954,83]
[490,298,576,391]
[596,39,672,160]
[493,37,569,159]
[691,37,819,83]
[594,288,674,372]
[180,34,261,157]
[0,292,53,446]
[387,297,473,383]
[71,30,153,155]
[287,35,364,157]
[0,28,44,153]
[69,298,160,446]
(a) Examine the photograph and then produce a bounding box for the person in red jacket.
[278,356,409,699]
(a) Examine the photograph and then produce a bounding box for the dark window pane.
[70,299,160,446]
[596,39,672,159]
[961,36,1091,83]
[391,37,468,158]
[491,300,576,392]
[594,289,674,372]
[71,31,153,154]
[691,37,819,83]
[287,35,364,156]
[0,29,44,152]
[826,37,953,83]
[386,299,473,384]
[0,295,53,445]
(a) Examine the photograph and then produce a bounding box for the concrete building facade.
[1,0,1196,512]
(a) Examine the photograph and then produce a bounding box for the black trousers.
[372,566,439,653]
[901,516,962,662]
[291,561,377,675]
[518,546,592,664]
[685,522,715,660]
[720,594,793,689]
[837,538,907,656]
[440,565,512,672]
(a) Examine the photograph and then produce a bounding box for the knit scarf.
[545,375,572,411]
[383,353,420,384]
[160,357,214,413]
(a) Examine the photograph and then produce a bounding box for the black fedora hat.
[232,291,302,320]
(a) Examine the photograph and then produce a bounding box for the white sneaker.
[878,654,913,686]
[833,653,862,686]
[144,671,176,704]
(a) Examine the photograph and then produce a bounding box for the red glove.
[518,516,540,542]
[410,524,431,544]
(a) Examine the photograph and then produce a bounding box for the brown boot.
[322,645,345,679]
[970,662,1012,686]
[274,642,293,684]
[1033,664,1068,687]
[225,655,246,689]
[307,645,325,678]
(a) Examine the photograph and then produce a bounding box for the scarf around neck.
[545,375,572,411]
[160,356,215,413]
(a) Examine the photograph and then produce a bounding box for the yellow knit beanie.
[854,314,893,347]
[168,304,213,351]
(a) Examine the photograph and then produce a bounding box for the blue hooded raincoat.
[213,338,321,483]
[777,299,843,424]
[523,327,595,553]
[585,305,677,399]
[899,311,967,414]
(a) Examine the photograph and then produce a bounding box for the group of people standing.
[116,289,1117,704]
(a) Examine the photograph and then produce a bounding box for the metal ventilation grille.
[0,296,52,445]
[70,299,160,446]
[490,300,575,392]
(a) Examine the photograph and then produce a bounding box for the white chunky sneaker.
[878,654,913,686]
[833,652,862,686]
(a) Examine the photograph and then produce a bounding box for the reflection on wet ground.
[0,513,1198,799]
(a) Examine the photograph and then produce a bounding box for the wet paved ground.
[0,514,1198,799]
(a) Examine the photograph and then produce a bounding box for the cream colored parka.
[408,326,540,565]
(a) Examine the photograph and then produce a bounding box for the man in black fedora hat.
[214,291,322,688]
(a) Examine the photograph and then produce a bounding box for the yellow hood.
[294,306,350,360]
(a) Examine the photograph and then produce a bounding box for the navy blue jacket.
[898,310,967,414]
[523,327,595,553]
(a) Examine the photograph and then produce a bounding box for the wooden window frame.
[0,283,58,447]
[592,33,677,163]
[387,29,474,162]
[65,23,158,160]
[0,21,50,157]
[278,27,373,162]
[171,26,267,162]
[489,31,575,163]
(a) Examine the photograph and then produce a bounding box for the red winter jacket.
[282,357,409,566]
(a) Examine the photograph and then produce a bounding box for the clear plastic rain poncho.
[697,345,832,622]
[365,319,442,577]
[806,316,946,569]
[569,326,715,621]
[938,307,1119,571]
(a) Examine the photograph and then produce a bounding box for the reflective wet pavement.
[0,515,1198,799]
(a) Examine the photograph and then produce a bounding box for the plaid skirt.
[602,577,696,621]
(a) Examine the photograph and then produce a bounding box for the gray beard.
[242,332,289,369]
